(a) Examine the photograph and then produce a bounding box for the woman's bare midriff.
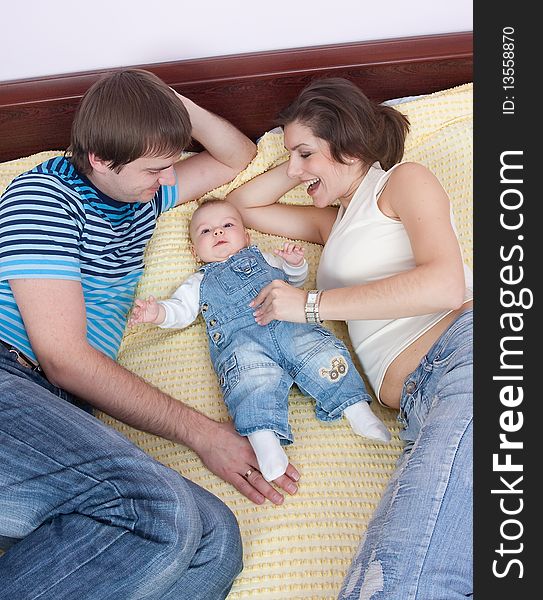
[379,300,473,409]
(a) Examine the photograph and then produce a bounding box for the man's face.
[91,155,177,203]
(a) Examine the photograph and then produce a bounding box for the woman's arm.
[252,163,468,324]
[226,161,338,245]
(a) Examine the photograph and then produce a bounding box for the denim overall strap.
[199,246,287,359]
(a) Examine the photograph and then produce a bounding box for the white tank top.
[317,162,473,403]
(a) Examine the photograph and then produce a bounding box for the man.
[0,69,298,599]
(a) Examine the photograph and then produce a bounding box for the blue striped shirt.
[0,156,178,360]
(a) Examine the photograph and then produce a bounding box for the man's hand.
[250,280,307,326]
[196,420,300,505]
[171,90,257,206]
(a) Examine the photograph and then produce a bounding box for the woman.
[226,77,473,599]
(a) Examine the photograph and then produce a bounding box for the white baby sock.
[248,430,289,481]
[344,401,392,443]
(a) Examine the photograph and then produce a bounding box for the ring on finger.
[244,469,253,479]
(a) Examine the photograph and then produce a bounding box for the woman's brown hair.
[276,77,410,171]
[68,69,192,174]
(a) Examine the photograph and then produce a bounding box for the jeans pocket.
[430,337,473,368]
[217,354,240,397]
[313,325,349,352]
[399,385,432,448]
[216,256,264,294]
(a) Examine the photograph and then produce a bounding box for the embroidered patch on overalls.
[319,356,348,382]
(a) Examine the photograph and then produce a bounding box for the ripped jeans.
[338,309,473,599]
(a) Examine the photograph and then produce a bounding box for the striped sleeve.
[157,179,179,214]
[0,172,82,282]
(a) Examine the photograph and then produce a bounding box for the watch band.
[305,289,323,324]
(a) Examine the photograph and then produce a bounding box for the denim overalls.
[199,246,373,443]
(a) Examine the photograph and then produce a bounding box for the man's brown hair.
[68,69,192,174]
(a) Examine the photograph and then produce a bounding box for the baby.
[130,199,390,481]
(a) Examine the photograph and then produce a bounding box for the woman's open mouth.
[306,178,320,195]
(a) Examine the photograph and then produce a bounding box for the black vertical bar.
[474,2,537,596]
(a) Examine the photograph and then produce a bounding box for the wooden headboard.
[0,32,472,163]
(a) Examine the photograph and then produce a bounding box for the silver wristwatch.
[305,289,323,324]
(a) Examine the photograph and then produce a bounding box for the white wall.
[2,0,472,82]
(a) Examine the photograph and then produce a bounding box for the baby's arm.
[264,243,308,288]
[129,296,165,326]
[274,242,305,267]
[129,273,203,329]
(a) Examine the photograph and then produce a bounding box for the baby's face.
[190,202,250,263]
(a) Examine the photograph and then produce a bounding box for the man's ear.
[88,153,111,174]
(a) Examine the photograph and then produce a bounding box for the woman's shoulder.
[382,162,447,216]
[387,161,443,192]
[388,161,434,180]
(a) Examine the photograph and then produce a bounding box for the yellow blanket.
[0,82,472,598]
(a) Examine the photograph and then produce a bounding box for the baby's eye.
[200,228,210,235]
[223,222,234,228]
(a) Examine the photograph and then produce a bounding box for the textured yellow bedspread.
[0,83,472,599]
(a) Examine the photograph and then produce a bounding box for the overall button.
[201,303,209,312]
[209,319,217,327]
[405,381,416,394]
[212,332,221,342]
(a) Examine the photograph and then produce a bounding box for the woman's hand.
[250,280,307,325]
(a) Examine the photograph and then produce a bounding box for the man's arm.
[10,277,299,504]
[173,94,256,205]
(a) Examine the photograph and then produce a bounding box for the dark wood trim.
[0,32,472,162]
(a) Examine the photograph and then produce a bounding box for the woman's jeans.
[0,345,242,600]
[339,309,473,599]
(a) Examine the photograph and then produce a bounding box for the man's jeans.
[339,309,473,599]
[0,344,242,599]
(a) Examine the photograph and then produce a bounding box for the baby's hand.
[128,296,162,326]
[274,242,305,267]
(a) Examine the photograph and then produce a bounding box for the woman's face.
[283,121,364,208]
